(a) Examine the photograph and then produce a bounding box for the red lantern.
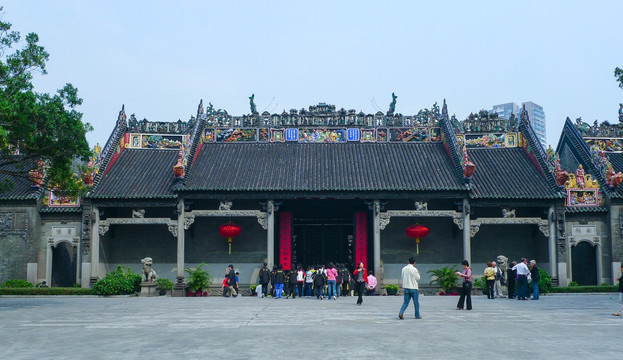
[219,223,241,254]
[406,225,429,255]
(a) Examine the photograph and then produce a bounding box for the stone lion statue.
[141,257,157,283]
[496,255,508,283]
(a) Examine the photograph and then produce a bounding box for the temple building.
[1,98,622,292]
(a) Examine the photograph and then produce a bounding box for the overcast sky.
[3,1,623,148]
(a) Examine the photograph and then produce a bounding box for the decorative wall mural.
[271,129,285,142]
[48,190,80,207]
[216,128,257,142]
[258,128,270,142]
[361,129,376,143]
[142,134,183,149]
[388,127,440,142]
[585,138,623,152]
[298,129,346,143]
[203,129,215,143]
[463,133,507,148]
[377,129,388,142]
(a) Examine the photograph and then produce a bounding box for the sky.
[2,1,623,149]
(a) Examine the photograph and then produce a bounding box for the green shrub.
[473,276,487,292]
[550,285,618,293]
[0,287,91,295]
[536,268,552,294]
[569,281,579,287]
[427,266,459,292]
[91,266,141,296]
[384,284,399,291]
[156,278,174,293]
[2,279,33,288]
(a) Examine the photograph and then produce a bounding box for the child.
[221,276,229,297]
[235,272,240,295]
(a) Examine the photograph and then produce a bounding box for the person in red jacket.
[353,261,368,306]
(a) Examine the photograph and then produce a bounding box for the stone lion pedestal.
[140,282,158,297]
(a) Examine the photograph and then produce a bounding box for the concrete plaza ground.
[0,293,620,360]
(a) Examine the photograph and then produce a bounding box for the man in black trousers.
[258,262,270,298]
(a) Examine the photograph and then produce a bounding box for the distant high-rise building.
[492,102,520,121]
[491,101,546,149]
[522,102,546,149]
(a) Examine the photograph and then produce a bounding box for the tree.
[0,7,92,194]
[615,67,623,89]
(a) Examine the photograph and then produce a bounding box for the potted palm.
[184,263,213,296]
[427,266,460,295]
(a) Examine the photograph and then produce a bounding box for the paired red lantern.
[406,224,429,254]
[219,223,241,254]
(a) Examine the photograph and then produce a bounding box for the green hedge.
[0,287,92,295]
[1,279,33,288]
[550,285,618,293]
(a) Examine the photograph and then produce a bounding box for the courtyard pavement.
[0,293,621,360]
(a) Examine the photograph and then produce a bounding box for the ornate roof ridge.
[438,99,466,186]
[517,107,562,196]
[89,105,128,195]
[560,117,622,197]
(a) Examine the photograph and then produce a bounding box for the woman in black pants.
[353,262,368,306]
[456,260,472,310]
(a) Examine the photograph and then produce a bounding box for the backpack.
[314,272,325,286]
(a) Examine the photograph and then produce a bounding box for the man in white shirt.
[398,256,422,320]
[512,258,530,300]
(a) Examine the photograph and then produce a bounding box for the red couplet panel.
[355,212,368,268]
[279,212,292,270]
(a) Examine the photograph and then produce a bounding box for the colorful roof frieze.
[564,165,605,207]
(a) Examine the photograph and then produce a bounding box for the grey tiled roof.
[90,149,179,199]
[183,142,465,192]
[468,148,560,199]
[0,157,42,201]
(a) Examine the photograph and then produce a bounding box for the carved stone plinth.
[140,282,158,297]
[172,277,186,297]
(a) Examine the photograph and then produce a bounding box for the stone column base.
[140,282,158,297]
[172,276,186,297]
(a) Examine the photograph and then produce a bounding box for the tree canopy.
[0,7,92,194]
[615,67,623,89]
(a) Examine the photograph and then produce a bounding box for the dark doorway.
[294,223,352,267]
[283,199,364,269]
[52,242,77,287]
[571,242,597,285]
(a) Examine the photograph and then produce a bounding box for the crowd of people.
[220,258,623,321]
[225,261,378,305]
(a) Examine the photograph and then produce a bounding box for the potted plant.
[385,284,399,295]
[249,284,258,296]
[184,263,213,296]
[427,266,460,295]
[156,278,174,296]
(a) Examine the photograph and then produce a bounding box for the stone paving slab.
[0,294,621,360]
